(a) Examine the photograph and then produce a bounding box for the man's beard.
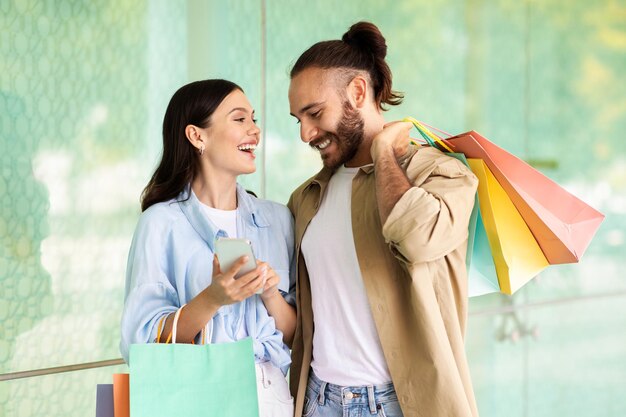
[315,100,365,169]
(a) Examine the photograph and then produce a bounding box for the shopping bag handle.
[154,305,186,344]
[156,314,169,343]
[402,117,455,152]
[156,304,210,345]
[419,121,453,138]
[171,304,186,344]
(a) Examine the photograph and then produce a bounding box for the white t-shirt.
[200,203,238,238]
[199,203,247,340]
[301,165,391,386]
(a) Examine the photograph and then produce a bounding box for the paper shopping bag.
[112,374,129,417]
[443,131,604,264]
[95,384,114,417]
[468,204,501,296]
[467,159,549,294]
[129,307,259,417]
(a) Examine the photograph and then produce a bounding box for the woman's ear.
[185,124,205,153]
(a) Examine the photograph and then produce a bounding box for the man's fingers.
[392,121,413,135]
[383,120,412,131]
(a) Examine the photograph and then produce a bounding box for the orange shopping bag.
[113,373,129,417]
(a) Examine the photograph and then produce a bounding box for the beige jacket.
[287,146,480,417]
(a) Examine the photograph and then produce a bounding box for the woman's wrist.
[201,287,223,311]
[260,287,281,301]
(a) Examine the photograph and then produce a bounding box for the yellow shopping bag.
[467,159,549,294]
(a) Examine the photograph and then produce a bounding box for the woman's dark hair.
[290,21,403,109]
[141,79,243,211]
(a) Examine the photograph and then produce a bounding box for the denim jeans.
[303,370,404,417]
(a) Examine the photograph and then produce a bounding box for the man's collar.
[307,165,335,188]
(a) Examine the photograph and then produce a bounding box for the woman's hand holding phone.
[257,260,281,301]
[204,255,267,306]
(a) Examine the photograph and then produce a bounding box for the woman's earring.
[199,144,205,156]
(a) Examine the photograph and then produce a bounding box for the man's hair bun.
[342,21,388,61]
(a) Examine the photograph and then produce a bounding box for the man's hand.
[370,121,413,162]
[371,121,413,225]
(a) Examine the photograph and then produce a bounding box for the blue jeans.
[303,370,404,417]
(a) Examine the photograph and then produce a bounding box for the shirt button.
[345,392,354,400]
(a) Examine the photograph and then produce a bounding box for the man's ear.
[185,124,205,151]
[347,75,369,109]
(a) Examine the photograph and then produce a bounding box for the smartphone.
[214,238,258,280]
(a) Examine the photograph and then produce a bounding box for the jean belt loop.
[318,381,327,405]
[367,385,376,414]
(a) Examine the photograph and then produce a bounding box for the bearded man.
[286,21,480,417]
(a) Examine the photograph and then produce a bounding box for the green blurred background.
[1,0,625,416]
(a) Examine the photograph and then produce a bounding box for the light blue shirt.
[120,184,295,374]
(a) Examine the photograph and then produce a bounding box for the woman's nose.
[249,123,261,138]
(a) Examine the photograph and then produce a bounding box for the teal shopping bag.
[467,204,500,296]
[129,308,259,417]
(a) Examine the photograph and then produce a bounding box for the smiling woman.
[188,89,260,180]
[140,80,252,211]
[120,79,296,417]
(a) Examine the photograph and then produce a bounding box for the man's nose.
[300,122,319,144]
